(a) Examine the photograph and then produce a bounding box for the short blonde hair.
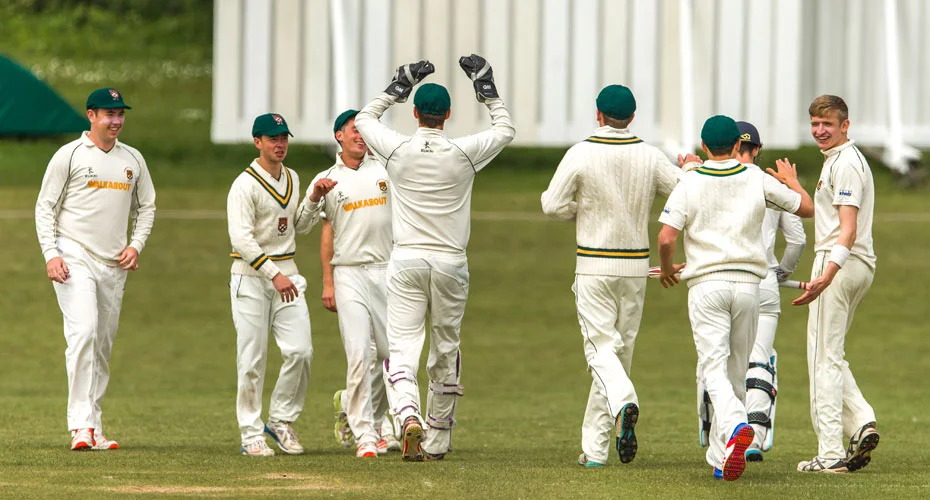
[809,95,848,122]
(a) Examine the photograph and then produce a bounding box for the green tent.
[0,54,88,136]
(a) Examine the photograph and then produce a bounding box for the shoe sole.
[615,403,639,464]
[402,423,424,462]
[745,449,763,462]
[240,446,274,457]
[93,443,119,450]
[723,425,755,481]
[71,441,93,451]
[264,425,304,455]
[847,432,879,472]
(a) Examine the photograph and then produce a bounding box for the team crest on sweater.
[377,179,388,192]
[124,167,134,181]
[278,217,288,234]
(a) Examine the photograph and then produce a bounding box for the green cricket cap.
[333,109,359,133]
[413,83,451,115]
[596,85,635,120]
[252,113,293,138]
[701,115,741,149]
[86,88,131,110]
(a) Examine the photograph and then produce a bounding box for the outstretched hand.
[309,178,338,202]
[766,158,800,187]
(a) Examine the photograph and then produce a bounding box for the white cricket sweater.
[312,154,392,267]
[227,160,319,280]
[658,159,802,286]
[813,140,876,270]
[751,163,806,273]
[541,126,682,277]
[35,132,156,265]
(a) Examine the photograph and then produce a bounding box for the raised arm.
[295,174,337,235]
[355,60,434,163]
[451,54,516,172]
[766,158,813,217]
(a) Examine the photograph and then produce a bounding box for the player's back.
[384,128,477,257]
[675,160,768,284]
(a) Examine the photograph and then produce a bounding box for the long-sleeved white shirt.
[35,132,156,265]
[541,126,682,277]
[813,140,876,270]
[355,93,515,260]
[227,160,318,280]
[311,154,392,266]
[658,159,802,286]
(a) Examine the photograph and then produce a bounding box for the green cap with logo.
[413,83,451,115]
[86,88,132,110]
[701,115,741,149]
[252,113,293,138]
[333,109,359,133]
[596,85,635,120]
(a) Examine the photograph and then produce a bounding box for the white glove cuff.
[828,245,850,268]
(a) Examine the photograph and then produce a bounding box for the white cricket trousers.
[53,236,127,432]
[689,280,759,468]
[334,264,391,446]
[807,252,875,460]
[386,256,468,456]
[572,275,645,464]
[230,273,313,444]
[746,272,780,449]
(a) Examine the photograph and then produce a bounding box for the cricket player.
[696,122,808,461]
[657,115,813,481]
[540,85,684,467]
[355,55,515,461]
[795,95,879,473]
[35,88,156,451]
[311,109,398,458]
[227,113,336,456]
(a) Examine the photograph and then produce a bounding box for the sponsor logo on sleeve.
[838,189,853,197]
[662,207,671,214]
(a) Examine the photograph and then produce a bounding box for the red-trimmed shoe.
[356,442,378,458]
[401,417,424,462]
[722,423,754,481]
[70,428,95,451]
[93,431,119,450]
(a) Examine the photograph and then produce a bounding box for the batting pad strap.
[748,361,776,377]
[427,413,456,430]
[387,370,418,386]
[392,404,420,416]
[746,378,777,400]
[428,381,464,397]
[748,411,772,428]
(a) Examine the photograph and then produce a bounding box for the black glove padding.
[384,60,435,102]
[458,54,498,102]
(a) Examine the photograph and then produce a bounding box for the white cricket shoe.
[797,456,848,473]
[93,431,119,450]
[265,421,305,455]
[241,439,275,457]
[70,428,94,451]
[846,422,879,472]
[356,442,378,458]
[382,433,401,452]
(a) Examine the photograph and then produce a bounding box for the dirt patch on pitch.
[100,474,356,495]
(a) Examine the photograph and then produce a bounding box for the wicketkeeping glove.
[458,54,498,102]
[384,60,435,102]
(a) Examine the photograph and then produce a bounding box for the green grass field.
[3,5,930,498]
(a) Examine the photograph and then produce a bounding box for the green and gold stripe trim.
[230,252,295,269]
[576,246,649,259]
[245,166,293,208]
[694,164,747,177]
[584,136,643,145]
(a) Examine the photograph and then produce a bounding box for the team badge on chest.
[377,179,388,192]
[124,167,134,181]
[278,217,288,234]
